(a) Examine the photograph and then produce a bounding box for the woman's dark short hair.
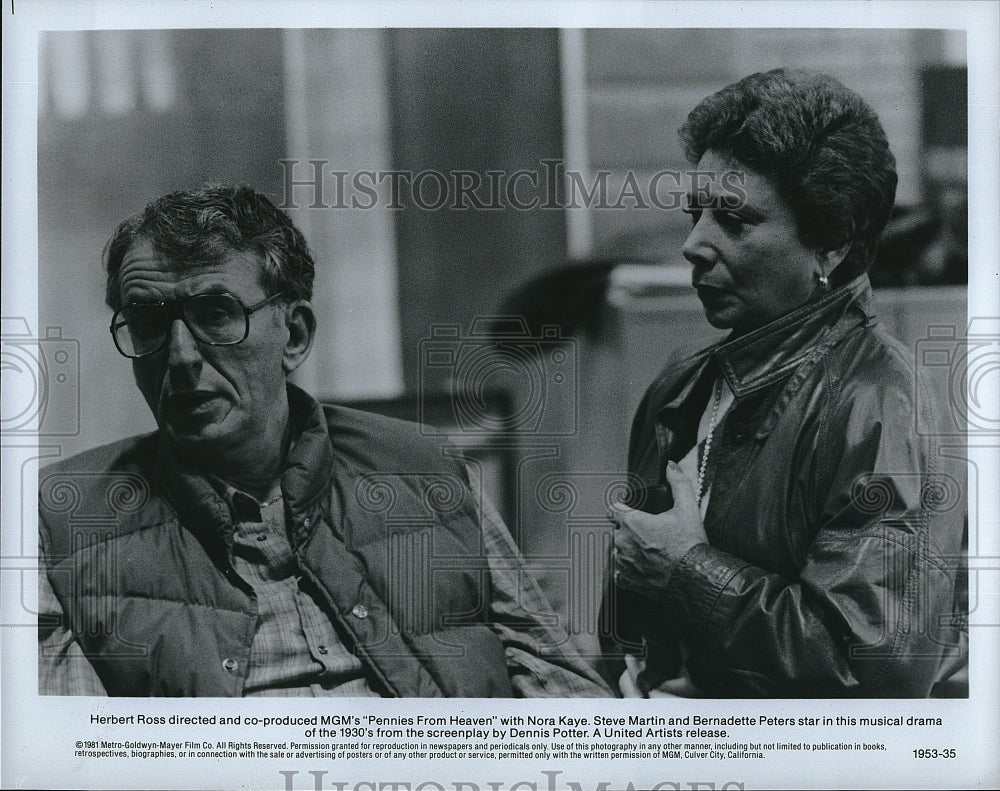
[679,69,897,284]
[105,185,315,310]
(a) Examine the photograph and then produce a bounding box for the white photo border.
[3,2,998,790]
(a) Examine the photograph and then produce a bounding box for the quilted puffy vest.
[39,386,513,697]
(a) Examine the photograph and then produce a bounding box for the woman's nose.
[681,215,715,269]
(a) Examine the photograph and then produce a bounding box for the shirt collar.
[206,475,283,523]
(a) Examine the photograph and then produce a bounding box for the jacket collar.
[653,274,876,447]
[660,274,875,412]
[713,274,875,398]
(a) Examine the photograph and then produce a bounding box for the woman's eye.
[715,210,746,232]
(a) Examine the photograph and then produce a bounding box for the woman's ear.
[282,300,316,375]
[816,238,853,280]
[815,217,856,281]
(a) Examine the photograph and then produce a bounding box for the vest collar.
[282,383,336,515]
[157,383,334,553]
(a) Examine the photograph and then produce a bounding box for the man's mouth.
[165,391,222,416]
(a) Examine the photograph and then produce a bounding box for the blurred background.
[35,28,968,656]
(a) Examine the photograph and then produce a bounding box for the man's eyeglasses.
[110,292,285,359]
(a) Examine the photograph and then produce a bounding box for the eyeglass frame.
[110,291,287,359]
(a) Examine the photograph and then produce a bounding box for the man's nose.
[165,318,203,371]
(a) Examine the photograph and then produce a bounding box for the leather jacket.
[608,275,967,697]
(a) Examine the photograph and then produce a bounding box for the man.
[38,185,611,697]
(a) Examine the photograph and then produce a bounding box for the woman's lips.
[695,284,731,303]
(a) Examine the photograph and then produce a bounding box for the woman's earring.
[817,271,830,291]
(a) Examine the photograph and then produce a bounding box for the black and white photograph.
[3,1,999,790]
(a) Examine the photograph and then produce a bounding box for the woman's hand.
[611,462,709,601]
[619,654,703,698]
[618,654,646,698]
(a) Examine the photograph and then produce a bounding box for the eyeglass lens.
[114,294,248,357]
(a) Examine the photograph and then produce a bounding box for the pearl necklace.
[696,379,723,506]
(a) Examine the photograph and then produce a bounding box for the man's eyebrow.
[169,278,244,299]
[186,283,234,295]
[120,286,167,304]
[122,283,235,304]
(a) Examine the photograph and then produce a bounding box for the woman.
[607,69,967,698]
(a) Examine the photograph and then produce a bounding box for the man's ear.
[282,300,316,375]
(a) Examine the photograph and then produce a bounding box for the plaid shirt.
[39,467,610,697]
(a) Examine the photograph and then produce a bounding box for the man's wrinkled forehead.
[118,239,264,298]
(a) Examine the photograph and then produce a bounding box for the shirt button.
[351,604,369,619]
[732,422,750,442]
[222,658,239,673]
[317,645,329,655]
